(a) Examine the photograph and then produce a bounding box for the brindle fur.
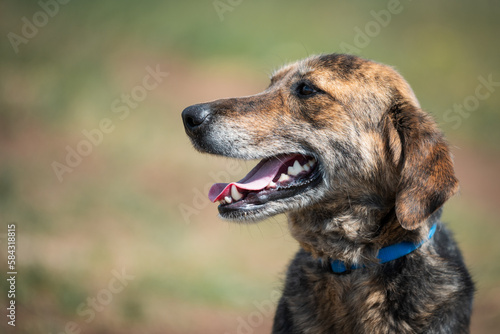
[182,54,474,333]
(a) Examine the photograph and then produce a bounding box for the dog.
[181,54,474,333]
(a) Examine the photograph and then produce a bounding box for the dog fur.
[182,54,474,333]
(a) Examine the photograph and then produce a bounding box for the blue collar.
[330,224,437,274]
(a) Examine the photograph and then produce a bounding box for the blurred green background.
[1,0,499,333]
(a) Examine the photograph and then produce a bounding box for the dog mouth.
[208,154,322,215]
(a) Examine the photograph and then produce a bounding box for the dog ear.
[389,98,459,230]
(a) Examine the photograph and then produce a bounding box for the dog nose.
[182,104,211,136]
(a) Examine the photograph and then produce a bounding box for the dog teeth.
[217,158,318,205]
[231,185,243,201]
[278,173,290,182]
[276,158,317,184]
[287,160,304,176]
[306,159,316,170]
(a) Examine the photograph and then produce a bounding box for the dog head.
[182,54,458,230]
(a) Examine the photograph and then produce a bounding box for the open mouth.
[208,154,322,214]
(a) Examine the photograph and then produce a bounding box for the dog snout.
[182,103,211,136]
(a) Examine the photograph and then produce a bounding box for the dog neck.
[287,201,440,266]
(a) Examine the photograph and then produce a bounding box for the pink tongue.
[208,155,297,202]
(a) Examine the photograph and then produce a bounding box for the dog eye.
[297,83,317,97]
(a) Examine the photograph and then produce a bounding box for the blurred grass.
[0,0,499,333]
[1,0,499,146]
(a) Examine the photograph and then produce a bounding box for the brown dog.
[182,54,474,333]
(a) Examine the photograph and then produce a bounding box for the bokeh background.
[1,0,499,333]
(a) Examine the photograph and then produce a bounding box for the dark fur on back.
[182,54,474,333]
